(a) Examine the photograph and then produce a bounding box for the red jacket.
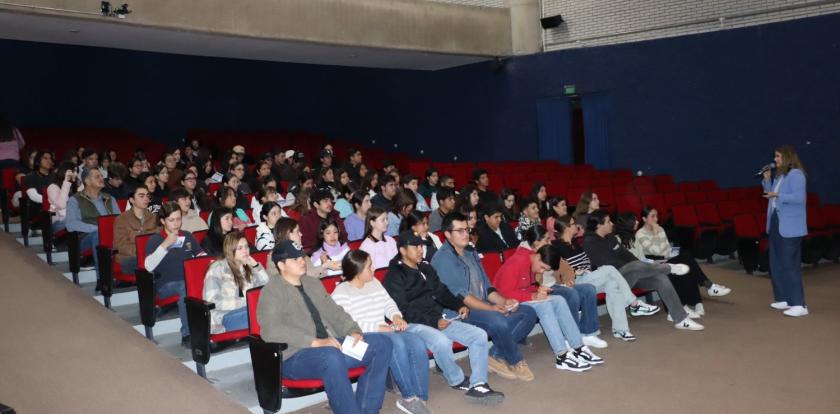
[493,247,538,303]
[300,209,347,254]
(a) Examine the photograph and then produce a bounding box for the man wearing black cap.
[384,231,505,405]
[258,240,393,414]
[313,148,333,177]
[300,189,347,254]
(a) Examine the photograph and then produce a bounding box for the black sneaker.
[450,377,470,391]
[464,383,504,405]
[555,352,591,372]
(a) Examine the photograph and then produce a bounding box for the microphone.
[754,162,776,178]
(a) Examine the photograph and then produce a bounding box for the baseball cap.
[232,145,246,155]
[271,240,307,263]
[285,150,295,159]
[397,231,425,248]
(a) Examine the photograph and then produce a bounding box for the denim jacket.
[430,241,496,317]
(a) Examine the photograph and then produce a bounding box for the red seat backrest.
[671,204,699,227]
[685,191,707,204]
[253,250,270,268]
[116,199,128,211]
[695,202,721,226]
[135,233,154,271]
[640,194,666,213]
[374,267,387,282]
[733,214,761,238]
[481,252,503,284]
[183,256,216,300]
[321,276,343,294]
[348,239,363,250]
[42,188,50,212]
[807,207,826,230]
[717,200,741,221]
[616,195,642,215]
[244,225,258,246]
[823,205,840,227]
[208,183,221,195]
[502,248,517,261]
[664,192,686,208]
[193,229,208,244]
[97,214,120,248]
[1,168,17,189]
[199,210,210,223]
[247,286,263,337]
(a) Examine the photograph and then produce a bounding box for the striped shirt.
[553,241,592,272]
[331,278,402,333]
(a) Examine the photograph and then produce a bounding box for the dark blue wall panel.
[1,12,839,200]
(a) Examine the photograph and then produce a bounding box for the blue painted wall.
[1,12,839,200]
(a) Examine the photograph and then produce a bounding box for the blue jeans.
[380,331,429,400]
[407,321,489,387]
[51,220,66,233]
[464,307,536,365]
[769,212,806,306]
[523,296,583,355]
[119,257,138,274]
[157,280,189,337]
[80,231,100,276]
[283,334,392,414]
[550,283,600,336]
[221,307,249,332]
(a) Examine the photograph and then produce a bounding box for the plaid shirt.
[203,259,269,333]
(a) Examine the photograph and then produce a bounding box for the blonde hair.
[222,230,252,291]
[775,145,805,176]
[573,191,594,216]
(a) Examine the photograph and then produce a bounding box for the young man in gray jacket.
[257,240,393,414]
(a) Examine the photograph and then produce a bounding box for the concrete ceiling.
[0,10,491,70]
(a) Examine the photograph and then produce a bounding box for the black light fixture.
[100,1,111,16]
[540,14,564,29]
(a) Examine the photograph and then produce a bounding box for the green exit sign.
[564,85,576,95]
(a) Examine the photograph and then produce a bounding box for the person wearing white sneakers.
[636,207,731,314]
[583,211,704,331]
[762,146,809,317]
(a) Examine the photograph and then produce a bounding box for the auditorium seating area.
[1,128,838,414]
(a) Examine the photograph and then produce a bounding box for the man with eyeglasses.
[431,212,539,382]
[113,186,160,273]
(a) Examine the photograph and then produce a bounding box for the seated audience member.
[204,231,269,333]
[77,148,107,180]
[519,225,606,348]
[22,150,53,220]
[215,186,251,230]
[545,196,568,241]
[124,157,146,192]
[553,215,659,341]
[171,187,208,233]
[417,167,439,199]
[313,148,333,177]
[384,231,504,405]
[300,189,347,254]
[180,170,212,213]
[266,217,330,279]
[227,161,252,194]
[428,187,456,233]
[371,174,398,210]
[458,205,481,248]
[399,210,442,263]
[252,160,273,192]
[257,240,393,414]
[472,169,497,214]
[475,204,518,253]
[287,171,314,197]
[343,148,363,181]
[163,152,184,188]
[529,183,549,220]
[251,185,284,225]
[499,188,518,222]
[455,185,480,214]
[316,166,339,199]
[151,164,170,199]
[401,174,430,212]
[493,242,603,372]
[614,212,713,318]
[113,186,159,273]
[333,183,355,219]
[141,172,162,214]
[572,191,600,226]
[345,191,370,241]
[362,170,379,198]
[145,202,204,345]
[66,168,120,275]
[432,213,538,382]
[583,211,704,331]
[359,206,398,269]
[386,190,416,237]
[223,172,250,211]
[515,198,541,237]
[103,162,130,199]
[255,203,283,251]
[636,207,732,308]
[310,217,348,274]
[46,161,79,232]
[331,250,434,414]
[203,207,235,257]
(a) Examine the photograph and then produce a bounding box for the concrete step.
[16,236,43,246]
[183,347,251,374]
[95,290,139,307]
[132,317,182,337]
[3,222,22,233]
[62,270,97,284]
[37,251,68,262]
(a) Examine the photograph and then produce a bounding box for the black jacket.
[582,231,638,270]
[475,221,518,253]
[383,257,464,328]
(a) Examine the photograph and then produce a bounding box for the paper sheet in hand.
[341,336,368,361]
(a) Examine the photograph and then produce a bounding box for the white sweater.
[330,279,402,333]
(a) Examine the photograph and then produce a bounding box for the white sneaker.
[783,306,809,317]
[694,303,705,316]
[668,263,690,275]
[707,283,731,297]
[675,317,704,331]
[683,305,701,319]
[770,301,790,310]
[582,335,608,349]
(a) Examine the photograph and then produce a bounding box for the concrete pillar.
[507,0,541,55]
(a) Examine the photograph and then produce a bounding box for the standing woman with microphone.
[762,145,808,317]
